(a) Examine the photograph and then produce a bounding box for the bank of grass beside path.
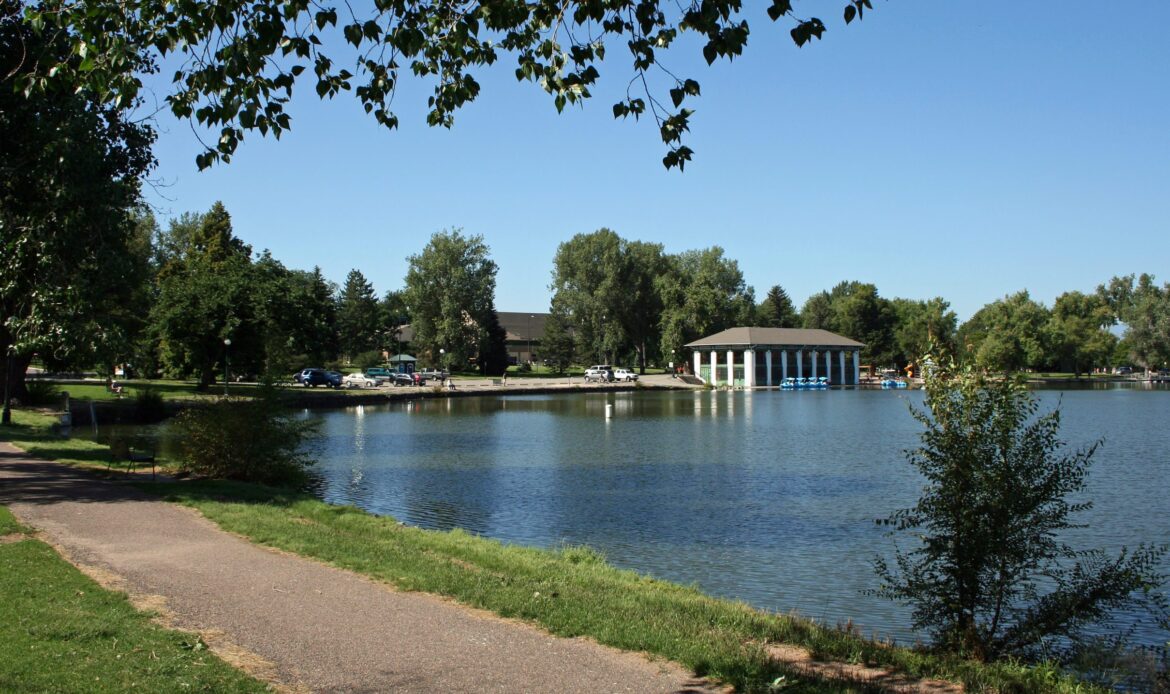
[3,412,1103,693]
[0,506,268,693]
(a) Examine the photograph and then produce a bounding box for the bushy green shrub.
[173,383,318,486]
[23,379,60,406]
[132,386,166,423]
[352,351,383,370]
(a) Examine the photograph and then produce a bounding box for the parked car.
[418,368,449,382]
[364,367,393,384]
[612,368,638,382]
[343,372,376,388]
[299,368,342,388]
[584,365,613,383]
[1114,366,1134,375]
[390,372,416,387]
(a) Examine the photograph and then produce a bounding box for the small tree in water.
[872,357,1166,663]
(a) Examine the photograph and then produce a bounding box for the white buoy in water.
[605,403,614,419]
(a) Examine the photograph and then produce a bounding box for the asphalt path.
[0,443,719,693]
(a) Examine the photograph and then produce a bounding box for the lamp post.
[527,314,533,366]
[439,348,446,377]
[223,338,232,396]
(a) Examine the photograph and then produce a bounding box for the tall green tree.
[539,309,576,375]
[403,230,498,369]
[151,203,258,388]
[23,0,876,171]
[1098,274,1170,372]
[801,282,895,366]
[378,289,410,357]
[873,358,1166,662]
[757,285,800,328]
[336,269,380,361]
[958,291,1051,372]
[657,247,754,361]
[891,297,957,369]
[549,229,628,365]
[548,229,665,369]
[1046,291,1116,378]
[1,4,154,414]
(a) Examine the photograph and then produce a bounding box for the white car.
[612,368,638,382]
[343,372,376,388]
[584,365,613,383]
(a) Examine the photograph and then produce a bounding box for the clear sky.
[140,1,1169,322]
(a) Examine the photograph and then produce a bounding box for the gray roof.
[685,327,864,349]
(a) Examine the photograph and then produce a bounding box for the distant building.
[389,313,549,366]
[497,312,548,365]
[686,327,865,387]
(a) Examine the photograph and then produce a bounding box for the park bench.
[107,439,157,479]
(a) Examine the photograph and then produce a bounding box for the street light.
[527,314,533,366]
[223,338,232,396]
[439,348,446,376]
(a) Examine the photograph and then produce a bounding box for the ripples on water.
[291,386,1170,647]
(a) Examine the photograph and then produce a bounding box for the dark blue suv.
[296,368,342,388]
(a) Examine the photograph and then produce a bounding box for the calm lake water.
[88,385,1170,646]
[299,386,1170,647]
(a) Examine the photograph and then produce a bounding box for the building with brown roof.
[685,327,865,387]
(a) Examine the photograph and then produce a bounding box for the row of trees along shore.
[6,201,1169,403]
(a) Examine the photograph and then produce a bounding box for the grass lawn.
[0,507,268,693]
[1,410,1106,693]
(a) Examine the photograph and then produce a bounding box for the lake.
[297,385,1170,647]
[80,384,1170,647]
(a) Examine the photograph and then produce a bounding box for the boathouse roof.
[685,327,864,349]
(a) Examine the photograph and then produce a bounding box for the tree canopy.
[17,0,877,170]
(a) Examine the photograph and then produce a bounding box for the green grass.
[149,480,1105,693]
[2,409,175,475]
[0,507,268,693]
[1,410,1109,693]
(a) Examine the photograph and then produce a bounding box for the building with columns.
[686,327,865,387]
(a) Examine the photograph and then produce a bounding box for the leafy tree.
[379,289,410,357]
[22,0,878,170]
[150,203,258,388]
[1047,291,1116,378]
[336,269,380,361]
[1,4,154,415]
[800,291,834,330]
[892,297,957,370]
[549,229,627,364]
[801,281,895,366]
[540,309,576,374]
[477,309,510,376]
[403,229,498,369]
[757,285,800,328]
[657,247,754,360]
[549,229,665,369]
[958,291,1050,372]
[873,358,1167,662]
[1098,274,1170,373]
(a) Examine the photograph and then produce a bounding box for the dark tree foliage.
[20,0,877,170]
[477,309,509,376]
[336,268,380,360]
[757,285,799,328]
[873,359,1167,663]
[1,2,154,407]
[540,309,575,374]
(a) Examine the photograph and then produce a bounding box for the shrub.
[352,350,383,370]
[872,356,1167,663]
[173,383,318,486]
[132,386,167,423]
[23,379,60,407]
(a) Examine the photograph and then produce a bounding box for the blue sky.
[141,1,1169,322]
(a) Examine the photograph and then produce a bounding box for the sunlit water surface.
[298,386,1170,647]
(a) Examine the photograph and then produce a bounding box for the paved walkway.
[0,443,718,693]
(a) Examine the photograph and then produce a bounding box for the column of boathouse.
[685,327,866,388]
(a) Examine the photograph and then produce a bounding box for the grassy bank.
[0,507,267,693]
[2,411,1104,693]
